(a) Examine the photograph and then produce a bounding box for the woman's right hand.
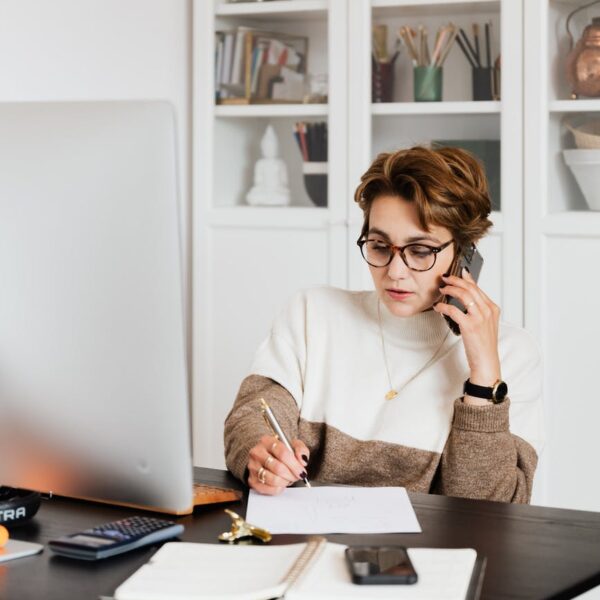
[247,435,309,495]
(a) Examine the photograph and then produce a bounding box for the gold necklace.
[377,299,451,401]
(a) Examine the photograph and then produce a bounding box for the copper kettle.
[566,1,600,98]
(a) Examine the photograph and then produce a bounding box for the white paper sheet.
[246,486,422,534]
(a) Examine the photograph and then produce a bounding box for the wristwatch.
[463,378,508,404]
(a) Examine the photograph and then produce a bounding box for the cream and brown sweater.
[224,287,544,503]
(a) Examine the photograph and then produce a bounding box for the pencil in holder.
[413,66,442,102]
[472,66,493,101]
[372,59,395,103]
[302,162,328,207]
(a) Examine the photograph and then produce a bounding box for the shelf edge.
[371,101,501,115]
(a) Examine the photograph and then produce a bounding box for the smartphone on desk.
[443,243,484,336]
[345,545,418,585]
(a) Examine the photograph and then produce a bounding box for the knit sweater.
[224,287,544,503]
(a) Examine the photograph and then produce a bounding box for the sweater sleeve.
[224,374,301,483]
[435,399,538,503]
[435,330,544,504]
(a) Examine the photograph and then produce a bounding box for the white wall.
[0,0,192,360]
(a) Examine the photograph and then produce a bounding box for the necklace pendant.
[385,389,398,401]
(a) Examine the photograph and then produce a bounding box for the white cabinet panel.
[477,232,503,315]
[195,226,332,468]
[545,237,600,512]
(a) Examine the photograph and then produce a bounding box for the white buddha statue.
[246,125,291,206]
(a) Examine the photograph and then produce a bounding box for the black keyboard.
[0,487,18,501]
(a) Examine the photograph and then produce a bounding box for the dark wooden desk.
[3,467,600,600]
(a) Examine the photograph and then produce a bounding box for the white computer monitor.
[0,101,194,514]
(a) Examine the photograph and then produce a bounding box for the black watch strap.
[463,378,508,404]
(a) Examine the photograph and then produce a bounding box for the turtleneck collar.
[364,290,451,349]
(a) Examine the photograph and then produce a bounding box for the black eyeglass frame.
[356,238,454,272]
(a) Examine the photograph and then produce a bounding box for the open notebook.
[114,538,485,600]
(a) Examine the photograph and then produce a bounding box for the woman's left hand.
[433,267,501,388]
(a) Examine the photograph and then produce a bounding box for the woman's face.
[366,195,455,317]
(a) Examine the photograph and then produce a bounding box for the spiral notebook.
[113,538,484,600]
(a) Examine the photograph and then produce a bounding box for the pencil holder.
[472,67,493,101]
[302,162,328,207]
[413,66,442,102]
[372,59,395,103]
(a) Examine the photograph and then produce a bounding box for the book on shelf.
[215,27,308,105]
[215,32,226,100]
[113,538,485,600]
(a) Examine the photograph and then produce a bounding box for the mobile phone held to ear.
[345,545,418,585]
[443,244,484,336]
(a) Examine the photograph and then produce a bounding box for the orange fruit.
[0,525,8,547]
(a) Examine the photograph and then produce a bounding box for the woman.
[224,146,543,503]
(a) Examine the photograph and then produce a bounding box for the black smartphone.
[443,243,484,336]
[345,545,418,585]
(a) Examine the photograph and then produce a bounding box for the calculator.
[48,516,184,560]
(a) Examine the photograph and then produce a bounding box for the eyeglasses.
[357,238,454,272]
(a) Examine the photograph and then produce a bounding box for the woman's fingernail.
[301,454,309,465]
[300,471,307,479]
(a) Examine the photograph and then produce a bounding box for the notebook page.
[288,545,477,600]
[246,487,422,534]
[114,542,306,600]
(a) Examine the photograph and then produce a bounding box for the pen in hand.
[259,398,311,488]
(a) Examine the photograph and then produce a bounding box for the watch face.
[494,381,508,401]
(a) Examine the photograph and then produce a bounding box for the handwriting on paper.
[246,486,422,534]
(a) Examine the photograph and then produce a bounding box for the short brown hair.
[354,146,493,252]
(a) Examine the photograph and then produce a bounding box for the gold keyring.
[264,455,274,469]
[257,467,267,484]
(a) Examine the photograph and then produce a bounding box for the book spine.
[221,32,235,98]
[231,28,246,86]
[215,33,224,101]
[244,32,253,100]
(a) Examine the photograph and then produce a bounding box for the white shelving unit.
[347,0,521,332]
[194,0,524,473]
[525,0,600,515]
[193,0,348,469]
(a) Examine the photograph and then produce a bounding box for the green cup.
[413,66,443,102]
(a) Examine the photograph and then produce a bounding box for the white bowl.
[563,149,600,210]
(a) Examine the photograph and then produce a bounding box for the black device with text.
[345,545,418,585]
[443,243,484,335]
[48,516,184,560]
